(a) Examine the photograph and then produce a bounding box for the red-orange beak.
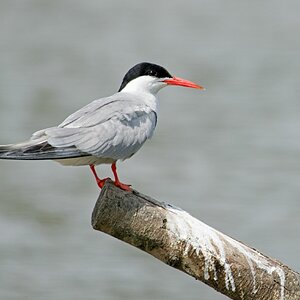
[163,76,205,90]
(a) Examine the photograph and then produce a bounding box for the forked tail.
[0,139,88,160]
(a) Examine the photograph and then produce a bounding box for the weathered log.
[91,180,300,300]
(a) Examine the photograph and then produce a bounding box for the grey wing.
[36,95,157,160]
[57,95,120,128]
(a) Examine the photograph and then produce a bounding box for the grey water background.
[0,1,299,299]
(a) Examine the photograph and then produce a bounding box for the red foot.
[89,163,132,191]
[111,162,132,191]
[96,177,110,189]
[113,180,132,191]
[90,164,111,189]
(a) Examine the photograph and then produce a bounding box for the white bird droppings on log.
[91,181,300,300]
[166,206,285,299]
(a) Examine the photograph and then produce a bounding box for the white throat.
[120,76,167,112]
[121,75,167,95]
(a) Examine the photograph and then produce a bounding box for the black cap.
[118,62,172,91]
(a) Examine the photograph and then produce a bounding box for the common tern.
[0,62,204,191]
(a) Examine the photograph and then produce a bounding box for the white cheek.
[121,76,166,94]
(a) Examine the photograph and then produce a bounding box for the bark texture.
[91,180,300,300]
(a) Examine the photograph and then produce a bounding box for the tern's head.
[118,62,204,94]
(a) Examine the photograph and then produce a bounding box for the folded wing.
[0,93,157,162]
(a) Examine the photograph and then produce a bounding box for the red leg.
[89,164,110,189]
[111,162,131,191]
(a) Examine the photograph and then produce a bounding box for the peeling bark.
[91,181,300,300]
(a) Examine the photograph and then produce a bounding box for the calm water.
[0,1,299,299]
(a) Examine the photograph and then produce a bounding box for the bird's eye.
[148,70,157,77]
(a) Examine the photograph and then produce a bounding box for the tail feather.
[0,139,89,160]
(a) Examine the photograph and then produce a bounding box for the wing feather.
[1,93,157,163]
[40,93,157,161]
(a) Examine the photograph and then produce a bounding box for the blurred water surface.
[0,1,299,299]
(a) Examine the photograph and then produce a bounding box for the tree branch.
[91,180,300,300]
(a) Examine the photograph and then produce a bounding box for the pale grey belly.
[55,156,115,166]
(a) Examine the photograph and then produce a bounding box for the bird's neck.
[120,75,164,96]
[119,76,164,112]
[121,87,159,113]
[123,90,159,112]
